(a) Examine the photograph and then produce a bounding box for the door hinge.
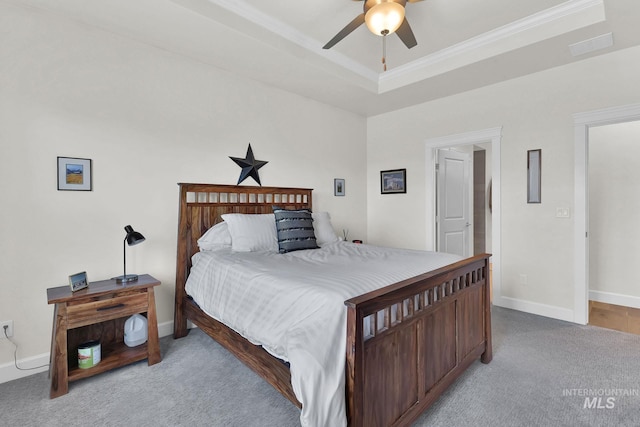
[435,163,440,171]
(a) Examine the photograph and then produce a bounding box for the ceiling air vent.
[569,32,614,57]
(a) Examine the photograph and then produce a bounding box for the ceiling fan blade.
[407,0,425,3]
[323,13,366,49]
[396,18,417,49]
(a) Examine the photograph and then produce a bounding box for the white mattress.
[185,242,461,427]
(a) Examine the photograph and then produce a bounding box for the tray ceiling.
[7,0,640,116]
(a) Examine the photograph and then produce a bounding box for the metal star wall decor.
[229,144,268,186]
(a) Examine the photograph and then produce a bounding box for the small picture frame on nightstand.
[69,271,88,292]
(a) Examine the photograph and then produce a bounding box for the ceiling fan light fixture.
[365,1,405,36]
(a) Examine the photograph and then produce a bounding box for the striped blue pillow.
[273,208,319,253]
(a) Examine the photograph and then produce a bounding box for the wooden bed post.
[174,183,190,338]
[344,304,363,427]
[481,255,493,364]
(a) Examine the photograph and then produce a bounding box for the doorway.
[573,102,640,325]
[587,121,640,333]
[425,127,502,301]
[435,147,489,258]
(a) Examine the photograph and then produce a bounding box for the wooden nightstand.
[47,274,161,398]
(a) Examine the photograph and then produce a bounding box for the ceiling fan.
[323,0,424,50]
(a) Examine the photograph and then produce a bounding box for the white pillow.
[220,213,278,252]
[312,211,339,246]
[197,222,232,251]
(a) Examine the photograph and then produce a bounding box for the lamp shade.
[365,1,405,36]
[125,225,145,246]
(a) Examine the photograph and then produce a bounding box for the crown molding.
[380,0,605,92]
[173,0,379,90]
[179,0,605,94]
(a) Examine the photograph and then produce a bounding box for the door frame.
[425,127,502,301]
[573,102,640,325]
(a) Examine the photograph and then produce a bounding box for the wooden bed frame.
[173,183,492,427]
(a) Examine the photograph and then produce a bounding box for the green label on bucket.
[78,342,100,369]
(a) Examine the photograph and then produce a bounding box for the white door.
[437,149,471,257]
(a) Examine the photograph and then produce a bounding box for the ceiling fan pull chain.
[382,32,387,71]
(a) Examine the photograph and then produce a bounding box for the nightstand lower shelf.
[68,342,150,382]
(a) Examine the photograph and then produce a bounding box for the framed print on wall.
[334,178,345,196]
[527,149,541,203]
[58,157,92,191]
[380,169,406,194]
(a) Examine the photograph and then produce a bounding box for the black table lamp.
[115,225,145,284]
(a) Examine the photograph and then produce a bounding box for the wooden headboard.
[174,183,313,321]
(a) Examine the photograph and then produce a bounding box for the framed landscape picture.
[58,157,92,191]
[69,271,89,292]
[380,169,406,194]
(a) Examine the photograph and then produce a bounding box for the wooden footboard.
[344,253,492,427]
[173,183,492,427]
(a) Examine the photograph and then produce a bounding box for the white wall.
[589,121,640,301]
[0,3,367,379]
[367,44,640,320]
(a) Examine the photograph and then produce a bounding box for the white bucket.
[124,314,148,347]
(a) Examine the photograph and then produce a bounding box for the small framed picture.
[58,157,92,191]
[334,178,345,196]
[380,169,407,194]
[69,271,89,292]
[527,149,541,203]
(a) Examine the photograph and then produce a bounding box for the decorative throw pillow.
[311,211,339,246]
[197,221,232,251]
[273,208,319,253]
[220,213,279,252]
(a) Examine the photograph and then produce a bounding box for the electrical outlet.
[519,274,528,286]
[1,320,13,338]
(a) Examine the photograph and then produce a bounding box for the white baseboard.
[157,319,175,338]
[494,296,575,323]
[0,352,49,385]
[589,290,640,309]
[0,320,176,385]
